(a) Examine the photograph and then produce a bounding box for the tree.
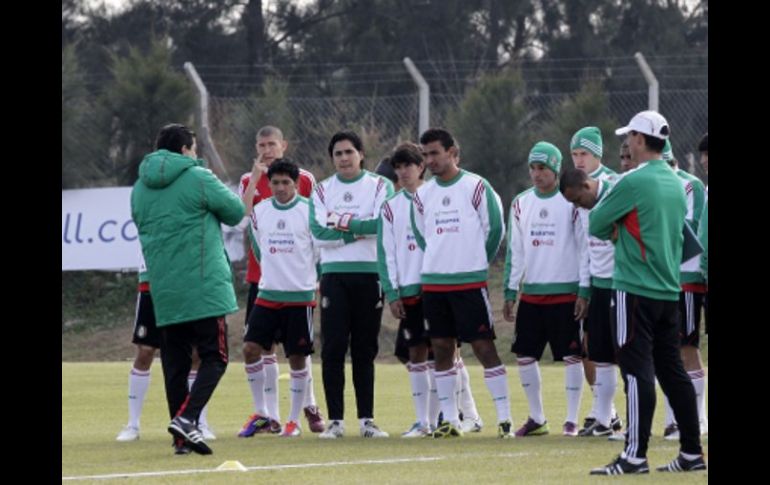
[62,44,112,188]
[214,77,296,176]
[103,37,195,185]
[534,79,622,172]
[448,70,536,207]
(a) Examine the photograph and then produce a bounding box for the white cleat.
[360,420,389,438]
[116,425,139,442]
[199,424,217,441]
[401,422,431,438]
[319,420,345,439]
[460,416,483,433]
[280,421,301,437]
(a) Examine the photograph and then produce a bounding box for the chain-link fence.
[208,90,707,185]
[63,55,707,189]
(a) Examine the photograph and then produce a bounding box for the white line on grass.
[62,455,446,481]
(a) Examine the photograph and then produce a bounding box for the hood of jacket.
[138,149,201,189]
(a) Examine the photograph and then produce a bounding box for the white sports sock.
[564,357,584,424]
[303,355,317,407]
[586,384,597,420]
[427,361,441,428]
[594,364,618,427]
[127,367,151,428]
[288,367,308,423]
[262,354,280,422]
[456,357,480,420]
[483,365,511,423]
[621,451,646,465]
[407,362,430,427]
[688,369,707,425]
[517,358,545,423]
[434,368,460,426]
[245,359,268,416]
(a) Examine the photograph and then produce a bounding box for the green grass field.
[62,362,707,483]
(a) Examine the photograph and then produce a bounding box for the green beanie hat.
[570,126,603,158]
[528,141,562,174]
[662,138,674,162]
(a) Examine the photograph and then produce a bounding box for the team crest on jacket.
[277,219,286,230]
[442,196,451,206]
[343,192,353,202]
[539,208,549,219]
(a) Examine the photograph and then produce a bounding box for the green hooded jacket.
[131,149,245,326]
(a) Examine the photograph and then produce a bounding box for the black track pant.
[320,273,383,420]
[161,316,229,423]
[612,291,702,459]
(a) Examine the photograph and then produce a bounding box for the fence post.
[403,57,429,138]
[183,62,231,183]
[634,52,659,112]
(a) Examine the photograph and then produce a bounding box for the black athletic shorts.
[245,303,315,357]
[422,287,496,343]
[131,291,161,348]
[511,300,581,361]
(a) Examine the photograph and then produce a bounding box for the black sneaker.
[590,423,613,437]
[578,420,597,437]
[172,437,191,455]
[611,413,623,432]
[578,417,596,435]
[663,423,680,441]
[590,455,650,475]
[168,416,212,455]
[656,454,707,472]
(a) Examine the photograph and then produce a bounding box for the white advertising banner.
[62,187,140,271]
[62,186,247,271]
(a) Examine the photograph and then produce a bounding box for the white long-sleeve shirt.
[411,169,504,288]
[377,189,423,302]
[578,167,618,288]
[504,187,590,301]
[249,195,317,303]
[309,170,394,274]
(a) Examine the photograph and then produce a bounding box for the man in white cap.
[588,111,705,475]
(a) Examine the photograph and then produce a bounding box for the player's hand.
[326,212,353,231]
[503,300,517,323]
[327,211,341,228]
[389,300,406,319]
[574,296,589,321]
[252,153,268,176]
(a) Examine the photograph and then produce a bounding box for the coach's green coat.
[131,149,244,326]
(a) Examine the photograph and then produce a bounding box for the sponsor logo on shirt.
[532,239,554,247]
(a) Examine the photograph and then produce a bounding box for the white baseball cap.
[615,110,670,140]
